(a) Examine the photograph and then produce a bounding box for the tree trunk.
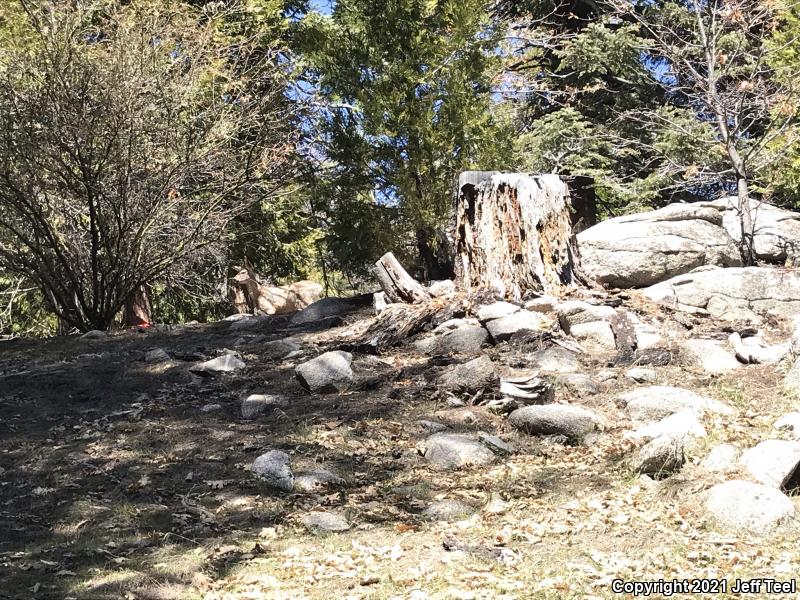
[122,285,152,327]
[454,172,587,300]
[737,176,755,266]
[374,252,431,304]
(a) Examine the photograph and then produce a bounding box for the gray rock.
[429,279,457,297]
[422,500,476,522]
[437,355,497,393]
[577,201,742,288]
[251,450,294,492]
[705,480,795,534]
[200,403,223,413]
[418,420,448,433]
[555,373,601,396]
[635,435,685,477]
[144,348,171,363]
[293,468,344,493]
[617,386,734,422]
[509,404,600,439]
[484,311,548,342]
[190,354,246,375]
[224,313,253,322]
[477,432,515,456]
[643,267,800,321]
[557,301,616,331]
[628,410,707,440]
[739,440,800,488]
[295,351,354,393]
[681,339,740,375]
[569,321,616,351]
[263,338,302,359]
[528,346,581,373]
[422,433,496,470]
[373,291,388,314]
[414,322,490,355]
[625,367,657,383]
[721,197,800,265]
[774,412,800,439]
[81,330,107,340]
[241,394,288,419]
[701,443,740,472]
[291,295,370,325]
[301,511,350,533]
[477,301,520,322]
[524,296,558,313]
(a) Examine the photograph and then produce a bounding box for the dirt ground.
[2,302,800,600]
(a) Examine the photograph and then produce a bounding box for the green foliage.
[295,0,514,278]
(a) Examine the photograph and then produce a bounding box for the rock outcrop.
[643,266,800,321]
[578,202,741,288]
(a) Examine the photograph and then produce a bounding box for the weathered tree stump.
[454,172,587,300]
[122,285,152,327]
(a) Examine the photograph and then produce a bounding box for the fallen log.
[373,252,431,304]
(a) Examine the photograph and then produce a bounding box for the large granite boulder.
[577,202,741,288]
[721,198,800,266]
[509,404,600,439]
[705,480,795,535]
[295,351,354,393]
[422,433,496,470]
[643,266,800,321]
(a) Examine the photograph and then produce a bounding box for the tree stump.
[454,172,586,300]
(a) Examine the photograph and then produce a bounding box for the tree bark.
[453,172,587,300]
[737,176,755,266]
[122,285,152,327]
[374,252,431,304]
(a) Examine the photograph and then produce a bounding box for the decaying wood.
[373,252,431,304]
[122,285,152,327]
[355,297,464,352]
[454,172,589,300]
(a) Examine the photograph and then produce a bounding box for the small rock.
[418,420,448,433]
[144,348,171,363]
[241,394,288,419]
[81,330,107,340]
[528,346,581,373]
[633,322,663,350]
[701,443,740,472]
[428,280,456,298]
[414,322,490,355]
[484,311,548,342]
[200,403,223,413]
[422,500,476,522]
[569,321,616,351]
[705,480,795,535]
[477,301,520,322]
[508,404,600,439]
[628,410,707,441]
[625,367,657,383]
[224,313,253,322]
[422,433,496,470]
[477,432,515,456]
[301,511,350,534]
[635,435,685,477]
[190,354,246,375]
[524,296,558,313]
[263,338,302,360]
[293,468,344,493]
[738,439,800,489]
[295,351,354,393]
[681,339,740,375]
[617,386,734,422]
[557,301,616,331]
[373,292,388,315]
[774,412,800,439]
[555,373,601,396]
[437,355,497,393]
[251,450,294,492]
